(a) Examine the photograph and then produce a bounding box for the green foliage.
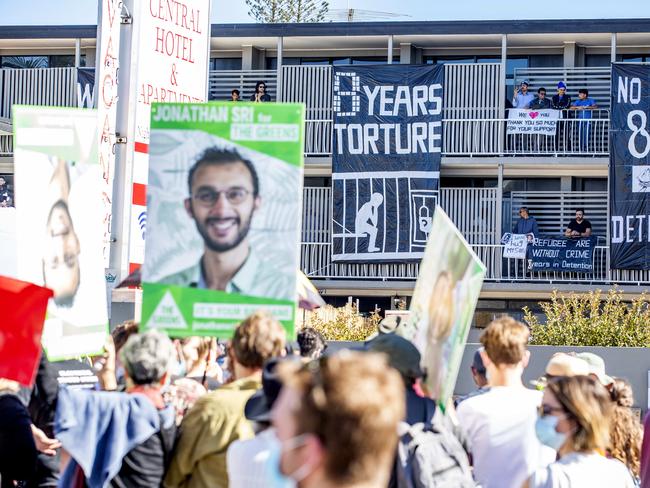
[245,0,328,22]
[524,289,650,347]
[302,304,379,342]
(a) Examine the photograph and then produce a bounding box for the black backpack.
[396,409,475,488]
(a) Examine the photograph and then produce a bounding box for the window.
[50,55,84,68]
[304,177,331,187]
[266,57,300,69]
[573,178,607,191]
[1,55,48,68]
[210,58,243,70]
[586,54,611,67]
[503,178,561,192]
[440,177,497,188]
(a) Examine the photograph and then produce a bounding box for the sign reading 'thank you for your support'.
[331,65,444,262]
[507,109,560,135]
[530,236,597,273]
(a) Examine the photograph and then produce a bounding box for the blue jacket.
[55,386,174,488]
[513,217,539,236]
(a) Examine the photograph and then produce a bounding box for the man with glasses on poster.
[160,148,276,297]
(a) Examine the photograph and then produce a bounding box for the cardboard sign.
[507,109,560,135]
[398,206,486,408]
[141,102,305,338]
[0,276,52,386]
[13,106,109,360]
[502,233,529,259]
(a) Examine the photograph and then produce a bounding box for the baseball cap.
[244,358,285,422]
[557,81,567,89]
[366,333,423,380]
[521,80,529,86]
[531,353,590,389]
[575,352,614,386]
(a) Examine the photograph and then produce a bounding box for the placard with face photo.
[141,102,304,338]
[13,106,108,360]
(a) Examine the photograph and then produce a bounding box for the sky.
[1,0,649,25]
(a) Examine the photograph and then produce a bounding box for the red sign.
[0,276,52,386]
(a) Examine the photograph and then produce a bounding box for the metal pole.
[496,162,504,279]
[499,35,507,155]
[387,35,393,64]
[611,33,617,63]
[74,38,81,68]
[276,36,283,102]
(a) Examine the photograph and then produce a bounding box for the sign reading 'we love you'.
[507,109,560,135]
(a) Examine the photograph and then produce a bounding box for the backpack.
[396,409,475,488]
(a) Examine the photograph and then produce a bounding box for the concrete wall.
[329,341,650,411]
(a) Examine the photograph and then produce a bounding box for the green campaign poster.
[13,106,108,360]
[398,206,486,409]
[141,102,305,339]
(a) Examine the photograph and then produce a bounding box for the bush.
[524,289,650,347]
[301,303,379,342]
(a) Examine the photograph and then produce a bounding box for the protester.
[513,80,535,109]
[564,208,592,238]
[456,348,490,405]
[576,352,613,388]
[271,351,405,488]
[181,336,222,388]
[571,89,598,151]
[513,206,539,238]
[55,330,177,486]
[296,327,327,360]
[528,87,551,110]
[608,378,642,483]
[0,378,38,488]
[530,352,590,390]
[456,316,554,488]
[250,81,271,102]
[525,375,635,487]
[551,82,572,110]
[227,358,296,488]
[165,311,286,488]
[640,411,650,487]
[231,89,241,101]
[96,320,139,390]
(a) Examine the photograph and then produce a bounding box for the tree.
[245,0,328,23]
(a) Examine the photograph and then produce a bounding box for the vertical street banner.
[610,64,650,269]
[126,0,211,275]
[13,107,109,360]
[331,65,444,262]
[95,0,121,266]
[141,102,305,338]
[398,206,486,409]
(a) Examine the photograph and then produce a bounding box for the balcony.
[301,187,650,286]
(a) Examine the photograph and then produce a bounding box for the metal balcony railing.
[208,69,278,102]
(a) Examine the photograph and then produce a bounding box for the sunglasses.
[538,403,565,417]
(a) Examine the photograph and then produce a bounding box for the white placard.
[502,233,529,259]
[507,109,560,135]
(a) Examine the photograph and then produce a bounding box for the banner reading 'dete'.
[332,65,444,262]
[141,102,304,338]
[13,106,108,360]
[610,63,650,269]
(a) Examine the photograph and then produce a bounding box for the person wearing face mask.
[525,375,635,488]
[227,358,296,488]
[270,352,405,488]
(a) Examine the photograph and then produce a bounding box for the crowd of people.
[1,312,649,487]
[512,80,598,114]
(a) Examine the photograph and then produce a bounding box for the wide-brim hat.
[244,358,283,423]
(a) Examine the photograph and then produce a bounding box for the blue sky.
[1,0,649,24]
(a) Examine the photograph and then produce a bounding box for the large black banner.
[531,236,597,273]
[610,64,650,269]
[76,67,95,108]
[331,65,444,262]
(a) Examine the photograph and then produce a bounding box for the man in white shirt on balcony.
[512,80,535,109]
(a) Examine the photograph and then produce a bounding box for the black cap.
[244,358,283,422]
[472,349,486,375]
[366,333,423,380]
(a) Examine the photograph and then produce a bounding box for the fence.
[207,70,278,102]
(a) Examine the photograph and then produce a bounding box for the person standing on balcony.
[513,207,539,240]
[250,81,271,102]
[0,176,12,207]
[230,89,241,101]
[513,80,535,109]
[528,87,551,110]
[551,82,572,110]
[565,208,592,238]
[571,89,598,151]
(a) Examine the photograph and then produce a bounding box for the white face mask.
[273,433,314,483]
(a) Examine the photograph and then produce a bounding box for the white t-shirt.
[529,452,636,488]
[456,386,555,488]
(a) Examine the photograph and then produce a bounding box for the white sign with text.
[507,109,560,135]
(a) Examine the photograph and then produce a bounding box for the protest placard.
[13,106,109,360]
[0,276,52,386]
[507,109,560,135]
[502,233,529,259]
[531,236,597,273]
[141,102,305,338]
[398,206,486,409]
